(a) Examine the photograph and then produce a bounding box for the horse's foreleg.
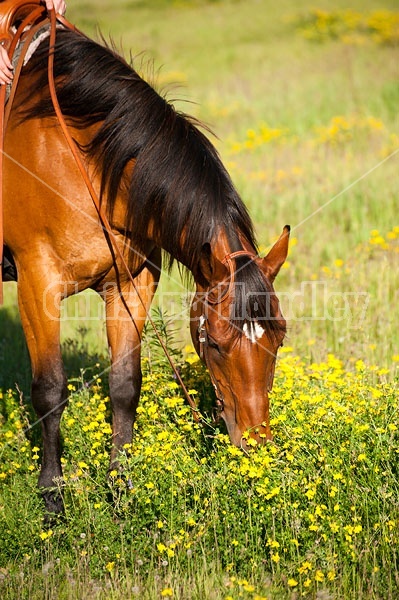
[105,284,144,467]
[103,252,160,469]
[18,273,67,515]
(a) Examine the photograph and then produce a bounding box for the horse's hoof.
[41,488,64,520]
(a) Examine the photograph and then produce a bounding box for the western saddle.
[0,0,45,47]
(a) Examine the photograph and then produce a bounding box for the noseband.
[197,250,257,422]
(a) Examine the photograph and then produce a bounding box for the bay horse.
[3,21,289,513]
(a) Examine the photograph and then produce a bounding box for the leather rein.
[0,5,257,427]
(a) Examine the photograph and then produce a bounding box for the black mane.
[20,28,284,339]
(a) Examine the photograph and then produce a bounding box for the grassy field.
[1,0,399,598]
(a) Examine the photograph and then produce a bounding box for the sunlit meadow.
[1,0,398,598]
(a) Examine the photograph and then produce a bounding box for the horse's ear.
[262,225,290,282]
[199,242,229,285]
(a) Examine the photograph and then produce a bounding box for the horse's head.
[190,226,289,447]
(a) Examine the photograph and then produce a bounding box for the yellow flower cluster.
[229,113,390,159]
[230,124,289,154]
[0,333,398,596]
[368,227,399,252]
[294,226,399,286]
[311,115,385,147]
[297,9,399,45]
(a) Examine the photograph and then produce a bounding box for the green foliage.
[0,348,398,598]
[1,0,399,597]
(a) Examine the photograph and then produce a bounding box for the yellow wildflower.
[161,588,173,597]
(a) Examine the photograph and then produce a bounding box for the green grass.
[1,350,398,599]
[68,0,399,372]
[1,0,399,597]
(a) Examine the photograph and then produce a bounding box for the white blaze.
[243,321,264,343]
